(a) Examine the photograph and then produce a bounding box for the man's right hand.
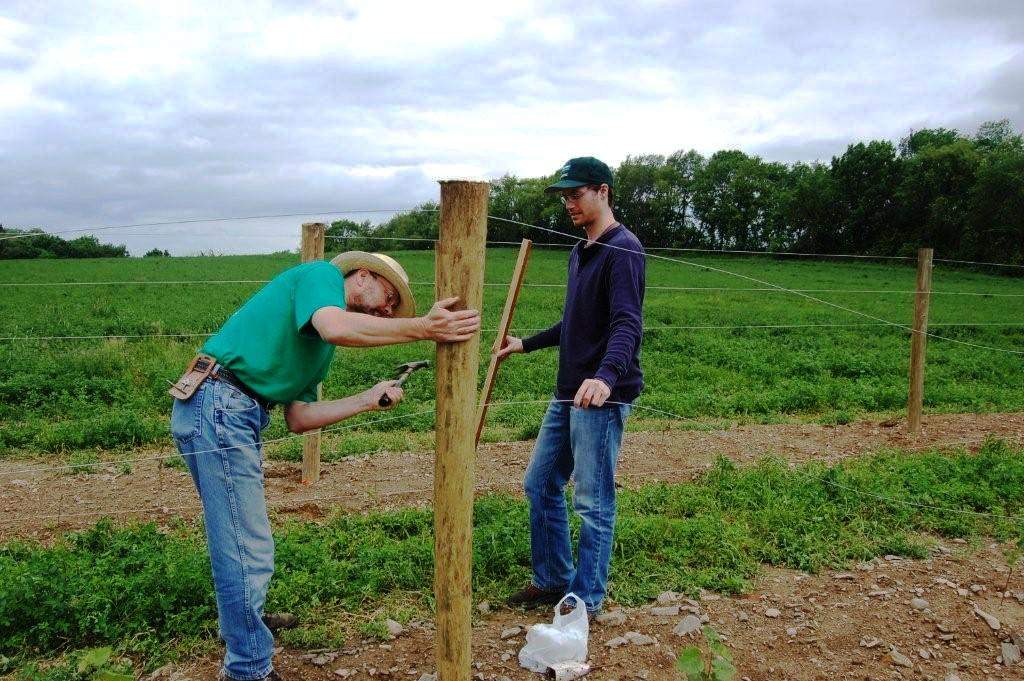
[495,335,524,360]
[364,380,404,411]
[421,297,481,342]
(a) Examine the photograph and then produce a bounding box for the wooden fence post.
[434,181,488,680]
[301,222,326,483]
[907,247,933,435]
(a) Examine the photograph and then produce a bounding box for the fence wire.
[1,401,1021,528]
[5,278,1024,299]
[4,320,1024,343]
[487,215,1024,356]
[2,211,1024,531]
[6,209,1024,269]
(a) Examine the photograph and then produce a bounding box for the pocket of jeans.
[170,392,201,444]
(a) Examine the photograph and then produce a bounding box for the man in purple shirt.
[498,156,645,613]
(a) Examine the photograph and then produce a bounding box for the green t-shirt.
[201,261,344,404]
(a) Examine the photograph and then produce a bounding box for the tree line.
[0,228,129,259]
[331,119,1024,269]
[6,119,1021,264]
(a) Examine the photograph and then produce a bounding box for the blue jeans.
[524,399,631,612]
[170,376,274,681]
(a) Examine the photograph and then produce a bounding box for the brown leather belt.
[169,354,273,410]
[212,365,273,411]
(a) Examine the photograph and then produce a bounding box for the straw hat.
[330,251,417,318]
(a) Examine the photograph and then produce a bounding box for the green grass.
[1,248,1023,460]
[7,647,135,681]
[2,440,1022,672]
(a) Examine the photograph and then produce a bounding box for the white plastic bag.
[518,593,589,674]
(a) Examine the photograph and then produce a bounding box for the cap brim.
[544,179,589,193]
[329,251,417,318]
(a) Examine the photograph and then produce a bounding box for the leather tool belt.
[169,354,272,411]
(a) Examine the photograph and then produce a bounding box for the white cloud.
[0,0,1021,254]
[252,0,536,63]
[523,16,575,44]
[0,15,29,56]
[0,75,34,112]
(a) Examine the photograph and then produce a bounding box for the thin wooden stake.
[301,222,326,484]
[434,180,487,681]
[908,247,933,435]
[475,239,532,446]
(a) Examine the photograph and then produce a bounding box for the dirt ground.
[161,542,1023,680]
[3,412,1023,679]
[1,412,1022,539]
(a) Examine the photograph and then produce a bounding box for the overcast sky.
[1,0,1022,255]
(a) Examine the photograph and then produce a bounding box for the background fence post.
[907,247,934,435]
[434,180,487,680]
[301,221,326,483]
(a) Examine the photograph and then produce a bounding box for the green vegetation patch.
[2,441,1023,671]
[2,250,1024,460]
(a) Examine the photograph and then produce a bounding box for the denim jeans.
[170,376,274,681]
[523,399,631,612]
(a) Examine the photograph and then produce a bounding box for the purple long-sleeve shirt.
[522,224,645,404]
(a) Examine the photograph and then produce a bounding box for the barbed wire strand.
[3,401,1023,528]
[0,408,438,477]
[7,207,1024,269]
[4,320,1024,343]
[4,277,1024,299]
[1,222,1022,519]
[0,401,688,480]
[487,215,1024,356]
[320,410,1024,523]
[935,257,1024,270]
[326,231,1024,268]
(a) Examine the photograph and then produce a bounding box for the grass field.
[1,247,1023,461]
[3,442,1022,671]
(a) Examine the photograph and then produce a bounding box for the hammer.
[379,360,431,407]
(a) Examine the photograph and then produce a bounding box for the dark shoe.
[262,612,299,632]
[507,584,564,609]
[558,595,580,616]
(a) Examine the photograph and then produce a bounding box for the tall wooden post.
[907,248,933,435]
[301,222,326,483]
[434,181,487,680]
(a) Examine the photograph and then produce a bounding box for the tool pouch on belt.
[168,354,216,401]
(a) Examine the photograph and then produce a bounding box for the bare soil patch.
[163,540,1024,680]
[4,413,1024,678]
[2,412,1022,540]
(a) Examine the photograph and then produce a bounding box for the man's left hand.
[574,378,611,408]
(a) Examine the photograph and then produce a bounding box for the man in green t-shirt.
[169,251,480,681]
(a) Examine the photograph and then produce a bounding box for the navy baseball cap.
[544,156,614,193]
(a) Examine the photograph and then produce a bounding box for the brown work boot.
[262,612,299,632]
[506,584,564,609]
